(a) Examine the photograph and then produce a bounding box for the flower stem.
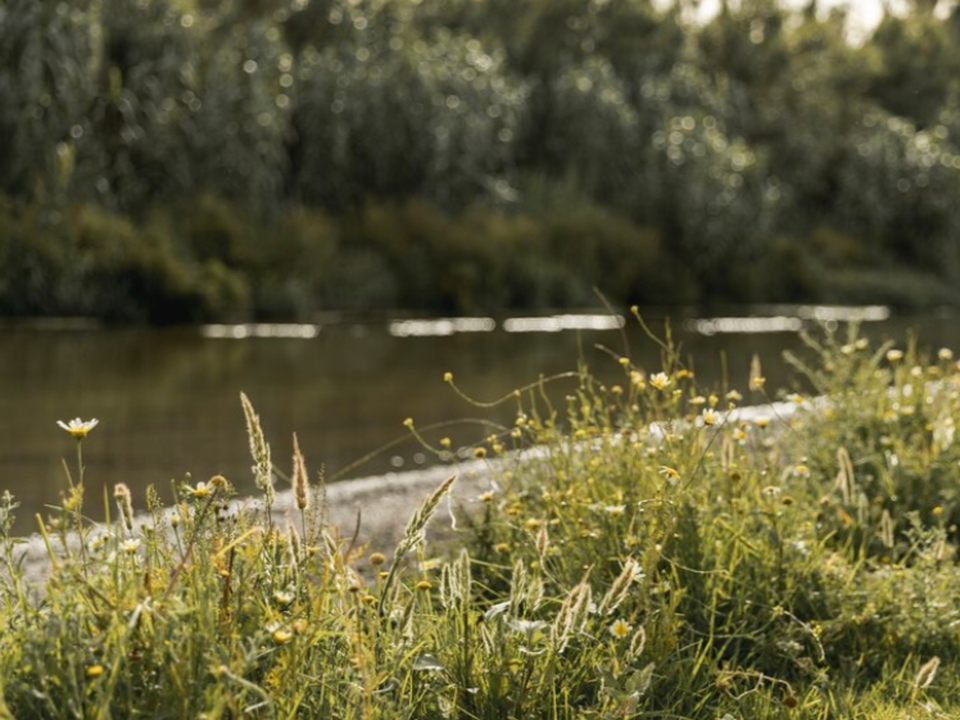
[75,438,84,488]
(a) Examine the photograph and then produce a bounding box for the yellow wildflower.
[190,481,213,499]
[659,466,680,482]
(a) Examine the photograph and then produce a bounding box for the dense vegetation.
[5,325,960,717]
[4,0,960,320]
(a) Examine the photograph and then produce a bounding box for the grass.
[3,319,960,718]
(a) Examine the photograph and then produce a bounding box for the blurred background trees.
[3,0,960,320]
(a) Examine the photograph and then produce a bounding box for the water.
[0,307,955,533]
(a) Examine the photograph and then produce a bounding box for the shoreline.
[12,458,493,588]
[12,400,800,587]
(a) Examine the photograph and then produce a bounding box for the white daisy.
[57,417,99,439]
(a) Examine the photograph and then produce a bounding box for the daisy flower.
[659,466,680,482]
[649,372,671,391]
[609,618,632,639]
[57,418,99,439]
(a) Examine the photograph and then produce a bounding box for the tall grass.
[2,323,960,717]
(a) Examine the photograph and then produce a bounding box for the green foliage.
[0,193,676,319]
[868,8,960,128]
[445,323,960,715]
[6,0,960,317]
[349,197,666,310]
[5,327,960,716]
[7,191,960,320]
[292,30,525,209]
[0,198,249,323]
[0,0,287,212]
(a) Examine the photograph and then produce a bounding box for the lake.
[0,306,955,533]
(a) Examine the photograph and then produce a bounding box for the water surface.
[0,308,954,533]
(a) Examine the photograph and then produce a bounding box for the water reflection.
[389,317,496,337]
[0,308,954,533]
[684,316,805,335]
[202,323,321,339]
[684,305,891,336]
[503,314,626,333]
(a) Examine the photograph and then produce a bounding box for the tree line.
[2,0,960,321]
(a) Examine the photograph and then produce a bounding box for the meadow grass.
[3,321,960,718]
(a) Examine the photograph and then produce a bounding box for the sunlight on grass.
[1,321,960,717]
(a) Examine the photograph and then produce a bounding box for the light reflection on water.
[0,308,954,533]
[684,305,890,336]
[202,323,321,339]
[502,314,626,333]
[388,317,496,337]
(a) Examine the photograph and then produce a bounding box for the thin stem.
[74,438,88,567]
[76,438,84,487]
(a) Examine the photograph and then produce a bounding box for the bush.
[5,189,960,323]
[0,200,74,316]
[0,198,250,323]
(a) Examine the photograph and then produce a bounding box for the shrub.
[0,198,251,323]
[0,200,74,316]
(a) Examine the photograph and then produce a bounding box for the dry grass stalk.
[292,432,309,512]
[240,392,274,508]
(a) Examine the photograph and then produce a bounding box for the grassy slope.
[2,322,960,717]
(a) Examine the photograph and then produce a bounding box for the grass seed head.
[915,656,940,690]
[599,558,643,616]
[114,482,134,531]
[240,392,273,506]
[292,432,309,511]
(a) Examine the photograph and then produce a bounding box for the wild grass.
[3,321,960,718]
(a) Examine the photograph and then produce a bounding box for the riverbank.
[12,460,488,588]
[4,331,960,717]
[14,398,798,587]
